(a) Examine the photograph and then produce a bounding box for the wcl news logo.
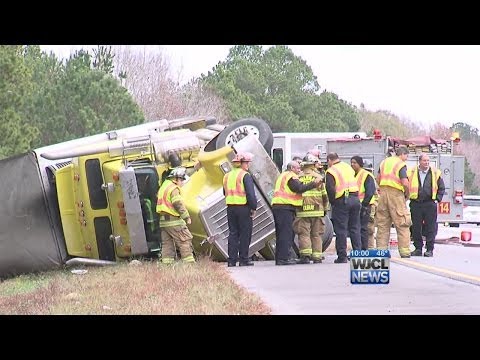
[350,250,390,285]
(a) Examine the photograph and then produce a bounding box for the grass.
[0,257,271,315]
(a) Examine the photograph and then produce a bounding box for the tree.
[201,45,360,131]
[0,46,39,158]
[112,46,228,122]
[452,122,479,143]
[358,107,419,138]
[21,47,144,147]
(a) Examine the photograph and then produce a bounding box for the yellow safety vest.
[408,166,441,200]
[156,179,181,217]
[326,161,359,199]
[223,168,248,205]
[379,156,406,191]
[296,168,326,217]
[356,168,376,205]
[271,171,302,206]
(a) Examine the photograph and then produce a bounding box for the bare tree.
[429,122,451,140]
[112,46,228,123]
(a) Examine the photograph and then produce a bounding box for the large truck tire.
[215,118,274,154]
[322,215,334,251]
[291,215,334,257]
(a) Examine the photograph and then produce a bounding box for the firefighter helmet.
[301,153,320,166]
[307,149,321,158]
[167,167,187,180]
[232,152,254,163]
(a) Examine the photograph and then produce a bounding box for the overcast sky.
[40,45,480,129]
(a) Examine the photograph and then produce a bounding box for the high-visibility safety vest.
[379,156,406,192]
[156,179,188,227]
[223,168,248,205]
[296,168,326,217]
[156,179,181,216]
[326,161,359,199]
[271,171,302,206]
[408,166,441,200]
[356,168,376,205]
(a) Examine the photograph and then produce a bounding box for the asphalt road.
[228,224,480,315]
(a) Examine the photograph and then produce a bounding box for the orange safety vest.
[356,168,376,205]
[271,171,302,206]
[223,168,248,205]
[156,179,181,216]
[379,156,406,192]
[408,166,441,200]
[326,161,359,199]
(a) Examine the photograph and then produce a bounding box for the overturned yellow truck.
[0,117,333,279]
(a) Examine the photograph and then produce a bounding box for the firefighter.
[156,167,195,264]
[326,152,361,263]
[375,146,411,258]
[350,156,376,250]
[367,177,379,249]
[272,161,320,265]
[307,148,325,175]
[408,153,445,257]
[293,154,329,264]
[223,152,257,267]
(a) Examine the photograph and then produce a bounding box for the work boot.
[424,250,433,257]
[334,257,348,264]
[239,260,254,266]
[400,254,411,258]
[411,249,423,256]
[227,262,236,267]
[297,256,311,264]
[312,258,322,264]
[276,259,297,266]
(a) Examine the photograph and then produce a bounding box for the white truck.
[324,134,466,227]
[271,132,367,172]
[268,131,465,227]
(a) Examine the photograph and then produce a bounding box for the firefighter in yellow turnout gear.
[368,188,379,249]
[293,154,329,264]
[156,167,195,264]
[375,147,412,258]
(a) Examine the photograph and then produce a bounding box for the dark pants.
[360,205,371,250]
[331,195,361,259]
[273,207,296,261]
[227,205,253,264]
[410,200,437,251]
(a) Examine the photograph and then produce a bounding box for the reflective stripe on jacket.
[297,169,326,217]
[356,168,376,205]
[156,180,180,216]
[379,156,406,191]
[271,171,302,206]
[408,166,441,200]
[326,161,359,199]
[223,168,248,205]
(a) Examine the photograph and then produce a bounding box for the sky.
[40,45,480,129]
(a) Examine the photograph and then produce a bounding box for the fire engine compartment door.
[437,155,465,222]
[119,167,149,255]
